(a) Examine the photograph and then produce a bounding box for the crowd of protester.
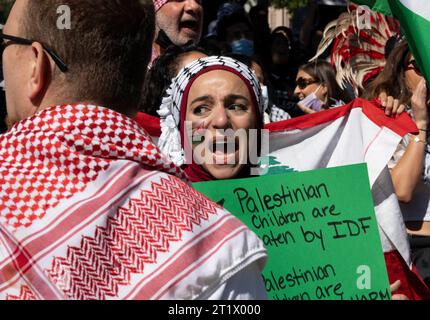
[0,0,429,300]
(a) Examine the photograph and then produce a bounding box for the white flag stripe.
[399,0,430,22]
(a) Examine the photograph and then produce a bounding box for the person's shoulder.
[132,172,267,299]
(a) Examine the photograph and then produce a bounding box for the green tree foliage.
[270,0,309,9]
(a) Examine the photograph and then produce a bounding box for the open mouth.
[179,19,199,32]
[209,137,240,165]
[211,140,238,155]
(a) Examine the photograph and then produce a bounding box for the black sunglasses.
[0,32,68,72]
[406,59,422,77]
[296,77,319,90]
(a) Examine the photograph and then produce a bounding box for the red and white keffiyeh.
[153,0,168,11]
[0,104,266,300]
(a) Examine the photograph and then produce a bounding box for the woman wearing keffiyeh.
[157,56,265,182]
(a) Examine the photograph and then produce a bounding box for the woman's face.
[294,69,327,102]
[185,70,258,180]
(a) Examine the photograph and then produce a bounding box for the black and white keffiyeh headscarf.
[157,56,264,166]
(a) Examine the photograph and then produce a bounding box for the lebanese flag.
[389,0,430,85]
[264,98,430,299]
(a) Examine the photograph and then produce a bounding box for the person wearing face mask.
[216,10,256,58]
[294,60,352,114]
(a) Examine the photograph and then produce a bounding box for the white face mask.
[298,85,324,112]
[261,85,269,112]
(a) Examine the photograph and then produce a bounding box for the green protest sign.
[194,164,391,300]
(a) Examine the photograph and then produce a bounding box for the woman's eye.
[229,104,247,112]
[193,105,209,115]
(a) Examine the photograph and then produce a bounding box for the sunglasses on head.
[296,77,319,90]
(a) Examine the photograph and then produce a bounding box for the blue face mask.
[230,39,255,57]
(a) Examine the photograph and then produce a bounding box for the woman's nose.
[210,107,229,129]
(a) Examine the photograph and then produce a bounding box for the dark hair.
[225,52,266,82]
[299,60,351,107]
[23,0,155,117]
[199,35,231,56]
[249,4,268,24]
[271,26,293,43]
[140,44,207,116]
[362,41,412,105]
[225,53,253,68]
[216,11,254,42]
[271,27,292,51]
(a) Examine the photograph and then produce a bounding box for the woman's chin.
[203,163,245,180]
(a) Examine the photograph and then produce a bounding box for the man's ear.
[27,42,51,103]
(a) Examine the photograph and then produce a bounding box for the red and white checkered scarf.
[153,0,168,11]
[0,104,266,300]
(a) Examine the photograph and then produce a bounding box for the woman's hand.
[378,92,406,116]
[390,280,409,300]
[410,78,429,130]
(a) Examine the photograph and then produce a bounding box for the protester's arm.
[205,262,268,300]
[390,134,426,203]
[389,79,428,202]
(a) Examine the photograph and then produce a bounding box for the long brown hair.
[299,60,351,108]
[362,41,412,105]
